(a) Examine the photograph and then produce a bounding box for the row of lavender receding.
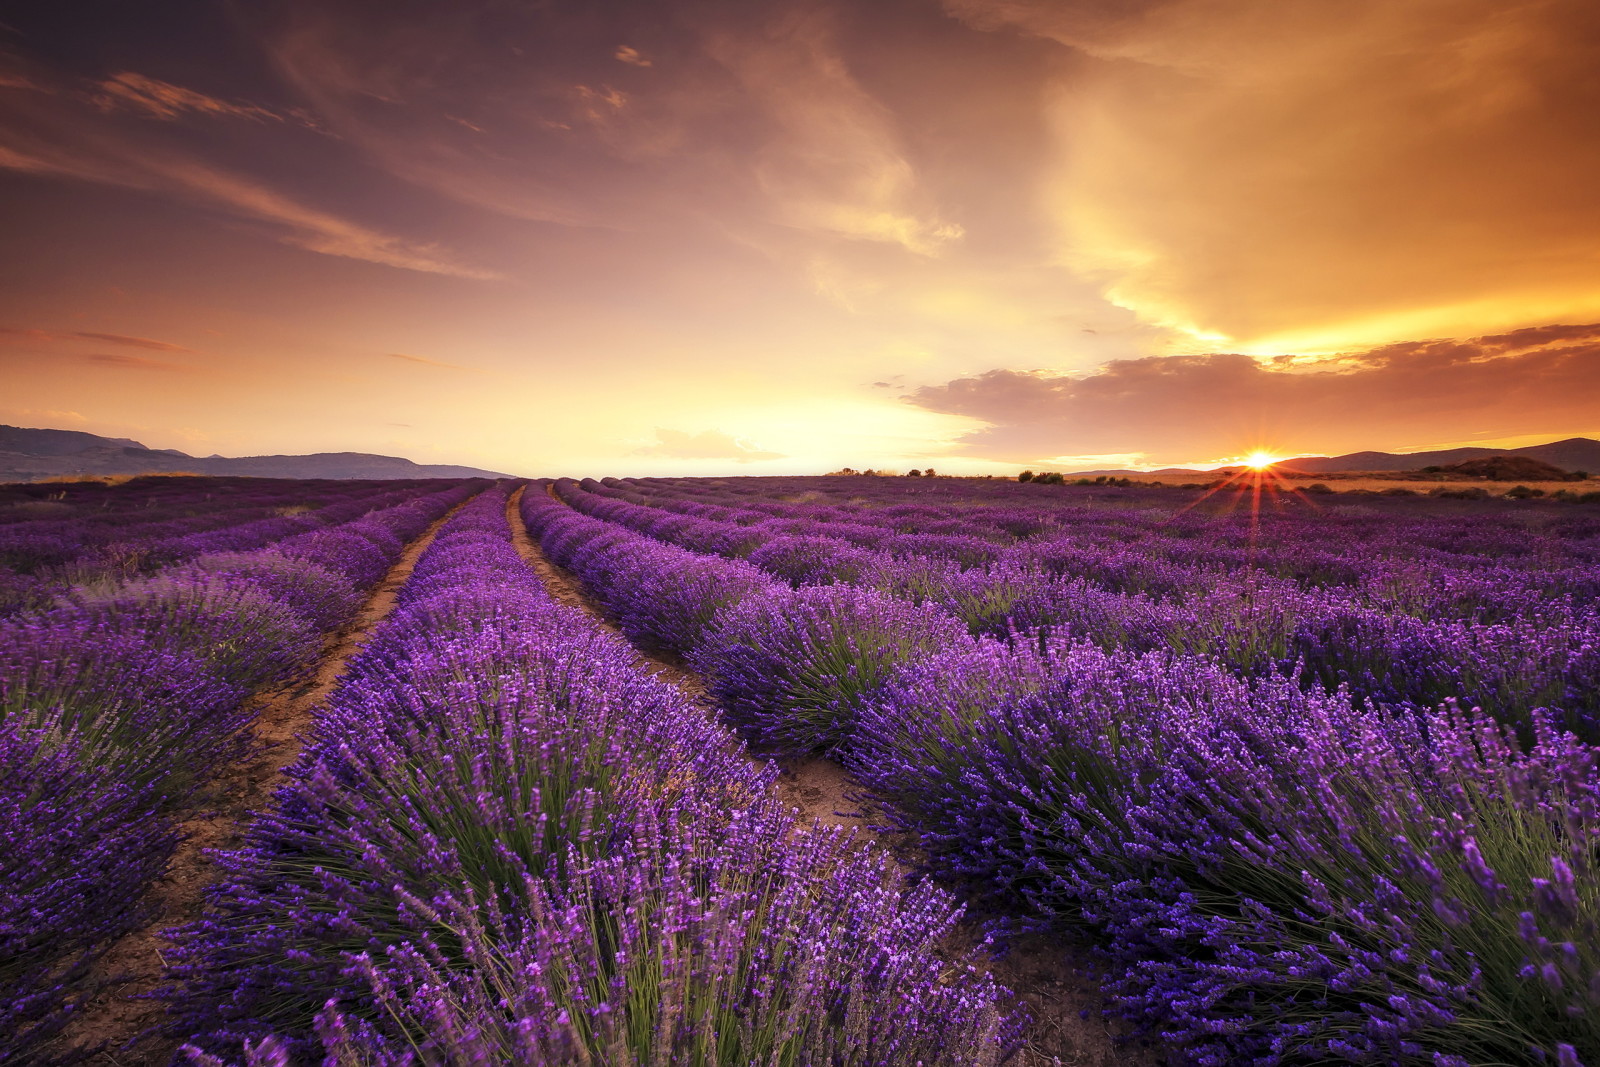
[0,478,463,616]
[554,477,1600,738]
[0,479,484,1063]
[523,477,1600,1066]
[609,474,1600,617]
[164,483,1019,1065]
[607,475,1600,618]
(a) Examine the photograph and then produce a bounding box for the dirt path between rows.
[61,492,479,1066]
[510,487,864,833]
[513,484,1159,1067]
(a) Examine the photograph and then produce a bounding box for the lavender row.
[548,480,1600,734]
[618,473,1600,563]
[852,640,1600,1066]
[0,478,468,615]
[560,478,1596,611]
[584,476,1600,613]
[0,478,409,574]
[521,483,1600,1066]
[608,474,1600,584]
[167,483,1017,1065]
[0,481,482,1063]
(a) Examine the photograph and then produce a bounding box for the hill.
[0,424,512,482]
[1282,437,1600,474]
[1427,456,1579,481]
[1066,437,1600,477]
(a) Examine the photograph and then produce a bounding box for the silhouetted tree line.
[1018,471,1134,487]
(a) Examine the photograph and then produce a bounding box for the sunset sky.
[3,0,1598,475]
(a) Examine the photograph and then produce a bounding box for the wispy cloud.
[263,3,962,262]
[0,326,55,345]
[3,143,498,279]
[0,63,497,279]
[73,331,192,352]
[947,0,1600,349]
[0,71,44,92]
[2,326,193,351]
[907,324,1600,464]
[387,351,467,369]
[5,407,88,424]
[710,12,962,257]
[634,428,784,462]
[91,71,284,124]
[82,352,189,371]
[161,159,502,278]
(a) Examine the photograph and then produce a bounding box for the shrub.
[692,585,968,755]
[1,726,177,1063]
[177,552,361,632]
[853,634,1600,1065]
[748,535,883,587]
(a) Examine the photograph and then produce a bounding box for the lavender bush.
[0,480,478,1062]
[690,583,969,755]
[534,475,1600,1064]
[852,634,1600,1065]
[167,485,1018,1064]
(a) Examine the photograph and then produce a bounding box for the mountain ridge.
[1066,437,1600,477]
[0,425,513,482]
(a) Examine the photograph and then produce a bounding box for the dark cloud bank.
[907,324,1600,463]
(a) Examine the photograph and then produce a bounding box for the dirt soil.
[58,493,477,1066]
[517,484,1162,1067]
[507,484,707,700]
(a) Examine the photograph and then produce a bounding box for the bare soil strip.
[513,485,1158,1067]
[61,494,478,1065]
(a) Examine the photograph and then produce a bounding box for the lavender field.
[4,473,1598,1066]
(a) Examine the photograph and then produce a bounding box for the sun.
[1244,450,1279,470]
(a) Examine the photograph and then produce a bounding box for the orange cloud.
[387,352,467,370]
[73,332,193,352]
[908,323,1600,464]
[82,353,189,371]
[614,45,653,67]
[91,72,282,123]
[708,12,964,257]
[948,0,1600,350]
[0,61,497,280]
[0,327,56,346]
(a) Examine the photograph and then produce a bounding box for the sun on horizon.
[1244,450,1281,470]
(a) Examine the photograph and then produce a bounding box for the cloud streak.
[634,428,784,462]
[387,351,467,369]
[0,61,496,279]
[907,324,1600,464]
[91,71,285,124]
[265,2,960,258]
[82,352,189,371]
[709,10,963,256]
[948,0,1600,350]
[73,331,192,352]
[2,327,193,351]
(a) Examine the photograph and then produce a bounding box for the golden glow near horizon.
[2,0,1599,475]
[1243,451,1280,471]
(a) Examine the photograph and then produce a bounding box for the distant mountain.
[0,425,147,456]
[1064,437,1600,477]
[1280,437,1600,474]
[0,425,512,482]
